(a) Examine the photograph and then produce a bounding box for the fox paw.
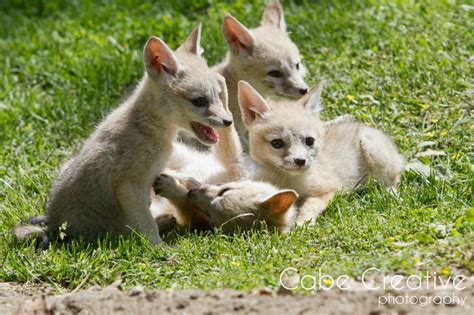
[153,174,187,198]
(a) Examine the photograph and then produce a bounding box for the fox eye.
[190,97,208,108]
[267,70,282,78]
[305,137,315,146]
[217,187,231,197]
[295,62,300,70]
[270,139,284,149]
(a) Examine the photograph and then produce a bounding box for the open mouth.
[191,122,219,145]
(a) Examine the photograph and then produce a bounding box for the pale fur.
[238,81,405,224]
[153,174,298,233]
[213,0,308,150]
[151,80,404,231]
[150,84,248,228]
[28,24,232,244]
[149,142,233,228]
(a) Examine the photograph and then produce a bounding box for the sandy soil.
[1,279,473,315]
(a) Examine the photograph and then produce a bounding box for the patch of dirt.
[1,280,473,315]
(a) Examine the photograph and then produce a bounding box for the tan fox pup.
[13,24,232,246]
[214,0,308,149]
[153,174,298,233]
[238,81,405,224]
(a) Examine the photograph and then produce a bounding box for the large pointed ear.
[177,23,204,56]
[238,81,271,128]
[300,80,326,115]
[261,0,286,31]
[260,190,298,215]
[144,36,180,77]
[222,15,255,56]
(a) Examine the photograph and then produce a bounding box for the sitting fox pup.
[154,174,298,233]
[13,25,232,245]
[237,81,405,224]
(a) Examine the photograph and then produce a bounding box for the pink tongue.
[202,125,219,143]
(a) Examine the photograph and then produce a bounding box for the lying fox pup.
[238,81,405,224]
[214,0,308,150]
[154,174,298,233]
[153,81,404,230]
[13,24,232,246]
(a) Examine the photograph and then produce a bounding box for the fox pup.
[214,0,308,150]
[153,174,298,233]
[13,24,232,245]
[237,81,405,224]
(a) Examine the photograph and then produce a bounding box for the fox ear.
[238,81,271,128]
[222,15,255,56]
[177,23,204,56]
[260,190,298,215]
[301,80,326,115]
[144,36,181,77]
[261,0,286,31]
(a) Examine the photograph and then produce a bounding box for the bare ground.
[2,279,473,315]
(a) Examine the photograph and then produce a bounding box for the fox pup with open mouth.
[13,24,232,247]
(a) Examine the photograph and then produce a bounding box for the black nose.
[294,158,306,166]
[298,88,309,95]
[223,119,233,127]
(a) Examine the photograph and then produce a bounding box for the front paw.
[153,174,182,198]
[150,233,162,245]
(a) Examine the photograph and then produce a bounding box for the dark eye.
[190,97,208,108]
[267,70,282,78]
[305,137,315,146]
[271,139,284,149]
[217,187,231,197]
[296,62,300,70]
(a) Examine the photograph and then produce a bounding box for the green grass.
[1,0,472,292]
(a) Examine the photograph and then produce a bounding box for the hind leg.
[359,127,404,189]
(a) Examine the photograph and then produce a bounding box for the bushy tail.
[11,215,49,249]
[359,127,405,188]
